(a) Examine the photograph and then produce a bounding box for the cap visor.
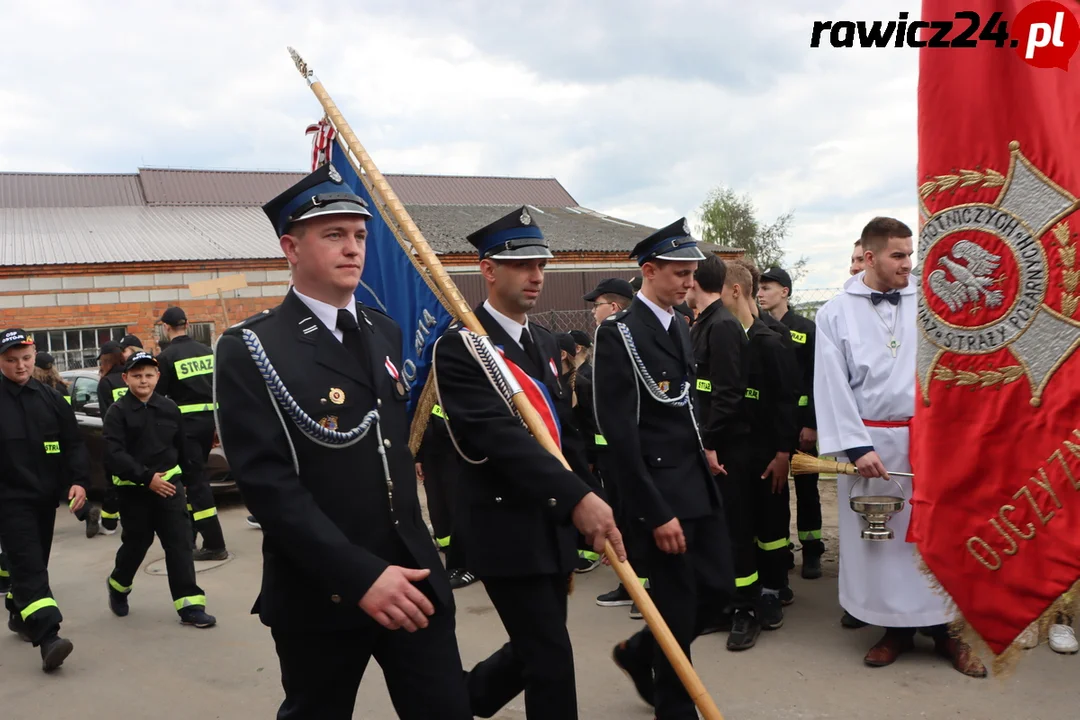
[0,341,31,354]
[652,245,707,262]
[487,245,554,260]
[582,289,603,302]
[294,201,373,224]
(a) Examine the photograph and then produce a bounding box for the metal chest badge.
[328,387,346,405]
[917,141,1080,407]
[658,380,671,393]
[318,415,339,431]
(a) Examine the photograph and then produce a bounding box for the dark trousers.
[271,606,471,720]
[421,449,459,563]
[0,499,62,645]
[468,574,577,720]
[109,484,205,612]
[794,446,824,558]
[720,454,791,606]
[596,453,649,580]
[623,514,734,720]
[182,414,226,551]
[101,484,121,531]
[0,549,8,594]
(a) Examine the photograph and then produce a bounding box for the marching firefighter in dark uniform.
[104,351,215,627]
[0,329,89,672]
[156,306,228,561]
[415,403,475,589]
[215,164,472,720]
[594,220,734,719]
[715,260,799,651]
[432,206,623,720]
[758,266,823,579]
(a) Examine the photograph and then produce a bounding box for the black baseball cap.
[34,352,55,369]
[0,329,34,355]
[119,334,143,349]
[98,340,122,359]
[160,307,187,326]
[569,329,591,348]
[761,267,793,291]
[556,333,577,357]
[124,351,159,372]
[583,278,634,303]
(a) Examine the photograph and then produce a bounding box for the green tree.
[697,186,807,282]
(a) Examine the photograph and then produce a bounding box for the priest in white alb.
[814,217,985,677]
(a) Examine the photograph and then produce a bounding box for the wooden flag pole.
[287,47,724,720]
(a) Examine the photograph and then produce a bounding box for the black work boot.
[107,578,129,617]
[192,547,229,562]
[758,593,784,630]
[612,641,654,707]
[179,608,217,628]
[802,553,823,579]
[40,635,74,672]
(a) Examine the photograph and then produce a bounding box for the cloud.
[0,0,924,289]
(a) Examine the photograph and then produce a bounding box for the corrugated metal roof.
[385,175,576,206]
[0,173,144,208]
[0,203,655,266]
[139,168,304,207]
[0,206,281,264]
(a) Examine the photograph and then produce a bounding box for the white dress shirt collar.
[483,299,530,350]
[637,292,675,330]
[293,288,358,343]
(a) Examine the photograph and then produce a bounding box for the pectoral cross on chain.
[887,337,900,358]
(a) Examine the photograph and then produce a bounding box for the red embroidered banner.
[911,0,1080,656]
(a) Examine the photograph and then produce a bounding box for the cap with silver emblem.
[262,163,373,238]
[466,206,554,261]
[630,217,707,266]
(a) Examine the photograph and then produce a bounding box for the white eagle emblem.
[927,239,1005,314]
[682,219,691,236]
[521,208,532,225]
[328,164,342,183]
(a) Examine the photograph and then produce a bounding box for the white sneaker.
[1017,622,1039,649]
[99,527,117,536]
[1049,624,1079,654]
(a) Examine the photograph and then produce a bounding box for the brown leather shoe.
[935,635,988,678]
[864,631,915,667]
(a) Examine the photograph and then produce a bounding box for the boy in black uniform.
[104,351,216,628]
[433,206,622,720]
[717,261,799,650]
[0,329,89,672]
[595,221,734,719]
[156,306,228,561]
[758,267,823,579]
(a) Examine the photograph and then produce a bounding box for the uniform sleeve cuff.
[846,446,874,463]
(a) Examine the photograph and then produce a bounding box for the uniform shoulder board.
[601,307,631,325]
[227,307,275,332]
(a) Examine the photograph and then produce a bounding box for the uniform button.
[386,481,394,491]
[377,399,383,408]
[320,398,328,405]
[495,496,502,503]
[383,438,392,448]
[547,498,557,508]
[330,594,341,604]
[656,457,662,462]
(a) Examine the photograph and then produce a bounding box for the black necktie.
[871,291,901,306]
[520,327,544,373]
[668,318,686,361]
[337,309,372,377]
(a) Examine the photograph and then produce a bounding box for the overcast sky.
[0,0,922,288]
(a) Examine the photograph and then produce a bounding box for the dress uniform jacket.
[593,298,721,529]
[431,304,592,578]
[690,298,749,465]
[214,291,450,630]
[571,361,602,465]
[779,309,817,432]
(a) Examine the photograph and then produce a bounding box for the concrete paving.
[1,491,1077,719]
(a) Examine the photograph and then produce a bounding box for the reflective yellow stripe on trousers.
[113,464,182,487]
[755,536,790,552]
[21,597,59,621]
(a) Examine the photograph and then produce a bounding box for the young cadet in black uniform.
[215,165,471,720]
[433,207,622,720]
[415,407,475,589]
[0,329,89,672]
[583,278,651,615]
[716,261,799,650]
[156,306,228,561]
[104,351,215,627]
[595,221,735,719]
[758,267,823,579]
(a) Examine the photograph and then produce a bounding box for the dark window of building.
[30,325,127,371]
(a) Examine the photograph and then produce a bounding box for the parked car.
[61,369,234,494]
